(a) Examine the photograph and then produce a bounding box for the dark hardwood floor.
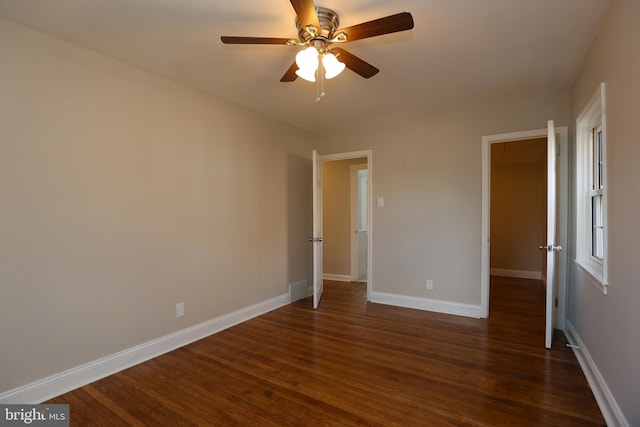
[47,278,605,426]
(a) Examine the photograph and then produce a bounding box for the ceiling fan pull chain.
[316,58,326,102]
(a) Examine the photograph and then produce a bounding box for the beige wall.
[0,19,312,394]
[569,0,640,424]
[322,158,366,277]
[490,138,546,277]
[316,92,570,305]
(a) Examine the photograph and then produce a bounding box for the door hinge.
[555,297,558,308]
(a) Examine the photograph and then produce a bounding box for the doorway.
[312,150,373,308]
[489,138,548,342]
[322,158,368,282]
[481,126,569,334]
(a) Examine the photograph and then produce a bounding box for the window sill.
[575,259,608,294]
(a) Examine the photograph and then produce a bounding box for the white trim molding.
[0,293,289,404]
[565,321,630,427]
[370,292,483,319]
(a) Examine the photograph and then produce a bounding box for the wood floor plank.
[47,278,605,426]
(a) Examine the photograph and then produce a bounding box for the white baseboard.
[323,273,351,282]
[0,293,289,404]
[490,268,543,280]
[565,321,629,427]
[289,280,309,302]
[370,292,483,319]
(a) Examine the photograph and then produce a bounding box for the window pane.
[592,194,604,260]
[596,129,603,189]
[592,127,604,190]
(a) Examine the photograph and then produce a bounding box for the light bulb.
[322,53,346,79]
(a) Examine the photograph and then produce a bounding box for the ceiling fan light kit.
[221,0,414,99]
[294,44,346,82]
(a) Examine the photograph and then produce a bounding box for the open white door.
[311,150,324,309]
[543,120,561,348]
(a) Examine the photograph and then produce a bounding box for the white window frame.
[575,82,608,294]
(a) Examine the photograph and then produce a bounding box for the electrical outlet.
[176,302,185,318]
[425,280,434,291]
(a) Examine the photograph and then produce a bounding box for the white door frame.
[481,126,568,328]
[317,150,373,301]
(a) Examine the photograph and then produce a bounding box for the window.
[576,82,608,294]
[591,125,604,260]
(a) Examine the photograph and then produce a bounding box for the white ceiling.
[0,0,610,132]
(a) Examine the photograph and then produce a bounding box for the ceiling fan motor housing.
[296,7,339,44]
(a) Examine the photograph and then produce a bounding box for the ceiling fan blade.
[337,12,414,42]
[331,48,379,79]
[280,62,299,82]
[221,36,292,45]
[290,0,320,31]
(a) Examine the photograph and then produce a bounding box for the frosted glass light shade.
[295,46,318,69]
[295,46,319,82]
[295,67,317,82]
[322,53,346,79]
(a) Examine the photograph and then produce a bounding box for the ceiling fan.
[221,0,414,84]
